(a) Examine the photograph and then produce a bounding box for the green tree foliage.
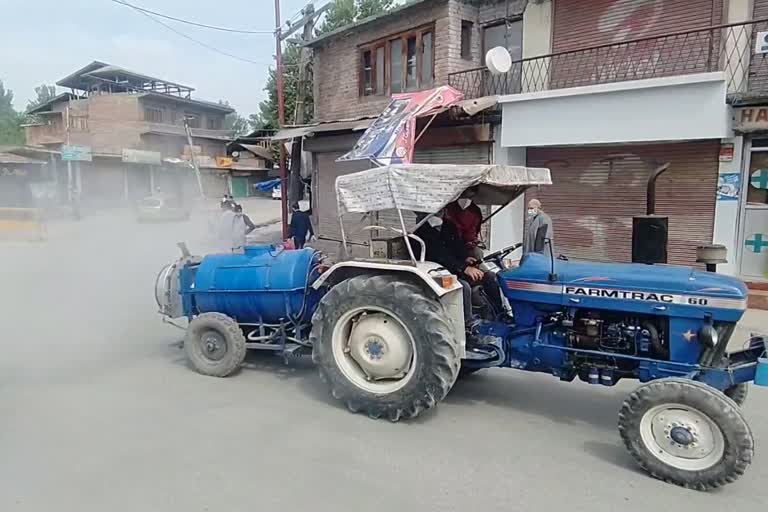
[218,100,250,137]
[255,0,392,130]
[0,80,24,145]
[26,84,57,111]
[253,43,308,130]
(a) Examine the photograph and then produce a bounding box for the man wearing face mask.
[523,199,554,255]
[445,187,483,261]
[414,213,481,326]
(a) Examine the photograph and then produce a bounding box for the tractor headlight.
[698,324,719,349]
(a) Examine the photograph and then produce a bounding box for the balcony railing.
[449,18,768,100]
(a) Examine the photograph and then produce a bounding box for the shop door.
[231,177,249,198]
[740,146,768,280]
[527,142,718,265]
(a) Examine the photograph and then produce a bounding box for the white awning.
[335,164,551,214]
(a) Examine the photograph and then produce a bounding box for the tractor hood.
[503,254,748,321]
[557,257,748,303]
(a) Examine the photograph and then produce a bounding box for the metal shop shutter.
[526,142,718,266]
[552,0,723,53]
[550,0,724,90]
[374,144,492,238]
[314,152,372,244]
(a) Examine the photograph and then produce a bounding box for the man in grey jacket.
[523,199,554,255]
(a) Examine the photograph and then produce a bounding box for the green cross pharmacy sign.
[752,169,768,189]
[746,234,768,253]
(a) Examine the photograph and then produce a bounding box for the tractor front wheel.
[185,313,247,377]
[311,275,460,421]
[618,378,753,490]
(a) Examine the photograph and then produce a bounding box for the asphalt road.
[1,200,767,511]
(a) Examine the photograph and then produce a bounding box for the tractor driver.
[414,211,503,323]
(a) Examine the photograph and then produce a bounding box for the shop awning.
[272,117,375,140]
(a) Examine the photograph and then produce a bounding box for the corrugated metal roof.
[272,117,375,140]
[26,93,83,115]
[238,144,273,160]
[0,152,46,165]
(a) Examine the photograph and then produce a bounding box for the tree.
[218,100,251,137]
[254,43,308,131]
[254,0,392,131]
[26,84,57,111]
[357,0,394,19]
[316,0,393,35]
[0,80,24,145]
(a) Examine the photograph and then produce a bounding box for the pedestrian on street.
[289,204,315,249]
[523,199,554,255]
[216,200,247,253]
[234,203,256,236]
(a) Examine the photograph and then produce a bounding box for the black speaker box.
[632,215,668,264]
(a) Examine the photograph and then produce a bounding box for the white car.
[272,184,282,200]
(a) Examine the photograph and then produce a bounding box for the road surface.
[1,200,766,511]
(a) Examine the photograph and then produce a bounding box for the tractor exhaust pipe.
[632,163,671,265]
[646,163,670,215]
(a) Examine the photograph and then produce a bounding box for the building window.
[144,106,163,123]
[359,26,435,96]
[207,117,223,130]
[184,113,201,128]
[483,19,523,61]
[461,21,473,60]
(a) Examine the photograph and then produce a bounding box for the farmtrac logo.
[566,286,676,304]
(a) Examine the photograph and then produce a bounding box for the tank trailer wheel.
[724,384,749,407]
[618,378,753,490]
[185,313,247,377]
[311,275,460,421]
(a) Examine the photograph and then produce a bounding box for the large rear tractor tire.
[618,378,753,490]
[311,275,460,421]
[724,383,749,407]
[185,313,247,377]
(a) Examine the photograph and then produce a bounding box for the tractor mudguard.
[312,260,467,358]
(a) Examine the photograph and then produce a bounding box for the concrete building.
[447,0,768,286]
[24,61,236,205]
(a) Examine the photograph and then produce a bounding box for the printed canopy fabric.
[335,164,552,214]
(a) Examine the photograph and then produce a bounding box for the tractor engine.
[565,311,666,361]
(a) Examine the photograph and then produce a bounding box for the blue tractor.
[156,164,767,490]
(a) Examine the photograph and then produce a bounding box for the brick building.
[300,0,527,250]
[25,61,236,205]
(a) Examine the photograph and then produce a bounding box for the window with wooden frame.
[359,25,435,97]
[143,106,164,123]
[461,20,473,60]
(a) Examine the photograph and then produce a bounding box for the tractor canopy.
[335,163,552,215]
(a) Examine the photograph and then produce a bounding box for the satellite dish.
[485,46,512,74]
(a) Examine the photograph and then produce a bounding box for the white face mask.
[458,198,472,210]
[427,216,443,228]
[527,208,538,217]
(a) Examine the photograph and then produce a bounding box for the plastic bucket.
[755,357,768,387]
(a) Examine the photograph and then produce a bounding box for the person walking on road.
[289,204,315,249]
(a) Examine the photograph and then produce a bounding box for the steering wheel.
[483,242,522,263]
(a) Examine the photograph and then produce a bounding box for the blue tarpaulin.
[254,178,281,192]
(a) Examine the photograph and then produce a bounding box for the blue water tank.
[191,246,319,324]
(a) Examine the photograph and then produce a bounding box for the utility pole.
[288,2,316,207]
[274,0,289,239]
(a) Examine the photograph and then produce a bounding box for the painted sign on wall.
[122,149,161,165]
[61,145,92,162]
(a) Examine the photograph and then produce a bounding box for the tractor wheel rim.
[200,330,228,362]
[639,403,725,471]
[331,306,416,395]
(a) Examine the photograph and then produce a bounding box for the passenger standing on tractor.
[445,186,483,261]
[523,199,554,255]
[289,204,314,249]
